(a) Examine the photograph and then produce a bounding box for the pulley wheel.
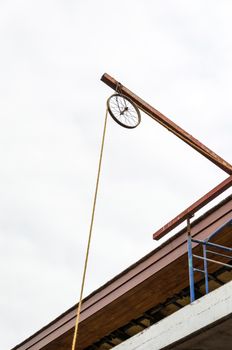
[107,94,141,129]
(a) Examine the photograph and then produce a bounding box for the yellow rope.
[71,106,109,350]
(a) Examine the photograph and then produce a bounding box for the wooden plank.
[153,176,232,240]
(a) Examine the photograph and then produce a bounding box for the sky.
[0,1,231,349]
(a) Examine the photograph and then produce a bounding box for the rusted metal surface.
[12,197,232,350]
[153,175,232,240]
[101,73,232,175]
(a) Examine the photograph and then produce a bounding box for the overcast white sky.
[0,1,231,349]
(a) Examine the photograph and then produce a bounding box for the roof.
[13,194,232,350]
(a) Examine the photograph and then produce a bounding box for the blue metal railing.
[187,218,232,303]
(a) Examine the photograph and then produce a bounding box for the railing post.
[187,217,195,303]
[203,244,209,294]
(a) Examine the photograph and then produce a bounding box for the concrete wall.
[114,281,232,350]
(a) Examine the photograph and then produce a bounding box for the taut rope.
[71,106,109,350]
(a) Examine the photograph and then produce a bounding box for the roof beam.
[153,175,232,240]
[101,73,232,175]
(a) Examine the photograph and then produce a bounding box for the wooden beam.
[153,175,232,240]
[101,73,232,175]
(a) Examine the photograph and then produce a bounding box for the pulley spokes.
[107,94,141,129]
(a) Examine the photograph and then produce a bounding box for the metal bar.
[193,254,232,269]
[153,175,232,239]
[193,268,205,274]
[187,218,195,303]
[192,239,232,253]
[203,245,209,294]
[206,249,232,260]
[101,73,232,175]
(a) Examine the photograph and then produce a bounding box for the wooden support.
[153,175,232,240]
[101,73,232,175]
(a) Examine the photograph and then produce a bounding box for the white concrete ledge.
[114,281,232,350]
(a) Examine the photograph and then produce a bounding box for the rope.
[71,106,109,350]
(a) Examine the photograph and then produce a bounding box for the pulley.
[107,93,141,129]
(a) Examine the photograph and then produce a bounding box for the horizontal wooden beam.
[101,73,232,175]
[153,175,232,240]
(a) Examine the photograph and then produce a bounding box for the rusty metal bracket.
[101,73,232,175]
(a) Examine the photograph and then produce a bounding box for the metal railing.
[187,218,232,302]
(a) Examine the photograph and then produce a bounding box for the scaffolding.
[188,218,232,302]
